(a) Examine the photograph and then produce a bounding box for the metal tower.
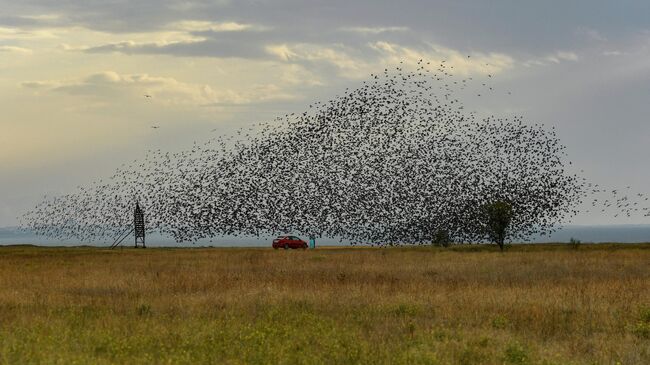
[134,202,146,248]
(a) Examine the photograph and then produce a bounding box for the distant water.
[527,225,650,243]
[1,225,649,247]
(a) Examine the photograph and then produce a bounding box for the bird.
[20,58,620,247]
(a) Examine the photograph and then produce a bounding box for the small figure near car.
[272,236,308,249]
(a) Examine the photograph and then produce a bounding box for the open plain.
[0,244,648,364]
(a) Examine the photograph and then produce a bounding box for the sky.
[2,0,650,228]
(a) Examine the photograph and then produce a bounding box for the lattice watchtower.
[134,202,145,248]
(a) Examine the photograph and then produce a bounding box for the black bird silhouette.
[22,59,640,246]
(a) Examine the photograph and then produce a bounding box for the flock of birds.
[19,59,649,245]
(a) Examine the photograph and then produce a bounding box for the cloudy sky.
[2,0,650,227]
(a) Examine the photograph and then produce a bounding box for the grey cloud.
[340,26,410,34]
[6,0,650,55]
[0,1,231,33]
[20,81,49,88]
[82,38,269,59]
[0,15,64,28]
[0,45,32,54]
[76,23,426,61]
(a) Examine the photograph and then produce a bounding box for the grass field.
[0,244,648,364]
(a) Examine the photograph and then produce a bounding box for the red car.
[273,235,307,249]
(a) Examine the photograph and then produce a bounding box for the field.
[0,244,648,364]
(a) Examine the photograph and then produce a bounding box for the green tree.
[432,229,451,247]
[483,201,513,251]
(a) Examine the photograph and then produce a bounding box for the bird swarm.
[21,60,586,245]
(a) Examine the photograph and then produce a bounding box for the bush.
[390,303,420,317]
[631,306,650,338]
[491,315,509,329]
[569,237,581,250]
[632,322,650,339]
[639,305,650,323]
[503,341,530,364]
[136,304,152,317]
[459,345,487,365]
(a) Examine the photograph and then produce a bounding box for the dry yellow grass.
[0,244,648,364]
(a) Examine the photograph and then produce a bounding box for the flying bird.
[23,58,639,247]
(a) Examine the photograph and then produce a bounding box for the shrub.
[569,237,581,250]
[491,315,510,329]
[390,303,420,317]
[639,305,650,323]
[459,345,487,365]
[631,306,650,338]
[631,322,650,339]
[136,304,152,317]
[503,341,529,365]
